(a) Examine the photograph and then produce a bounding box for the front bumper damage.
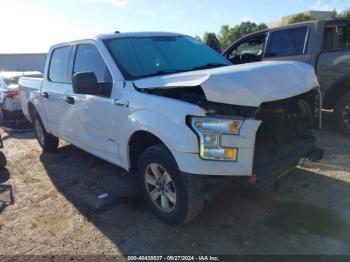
[178,88,323,199]
[253,135,323,190]
[182,139,323,201]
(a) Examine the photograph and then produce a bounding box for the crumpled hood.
[134,61,318,107]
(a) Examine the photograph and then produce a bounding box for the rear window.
[48,46,72,83]
[266,27,308,57]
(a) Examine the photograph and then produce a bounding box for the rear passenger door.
[317,21,350,95]
[42,45,73,139]
[264,26,312,64]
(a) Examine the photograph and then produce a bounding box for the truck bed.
[18,77,43,122]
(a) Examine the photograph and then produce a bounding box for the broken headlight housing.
[190,117,243,161]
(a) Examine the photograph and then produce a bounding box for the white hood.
[134,61,318,107]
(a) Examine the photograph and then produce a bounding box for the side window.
[227,35,265,64]
[73,44,112,84]
[323,23,350,50]
[323,26,334,50]
[266,27,308,57]
[48,46,72,83]
[73,44,113,97]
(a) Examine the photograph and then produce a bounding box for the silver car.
[0,71,42,121]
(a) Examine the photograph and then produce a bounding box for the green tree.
[211,22,267,50]
[288,13,317,24]
[333,10,350,19]
[202,32,210,43]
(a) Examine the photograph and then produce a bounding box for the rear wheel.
[0,107,7,123]
[0,152,7,168]
[32,111,59,151]
[137,144,204,225]
[334,91,350,136]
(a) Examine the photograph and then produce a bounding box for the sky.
[0,0,349,53]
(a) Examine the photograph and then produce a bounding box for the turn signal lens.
[225,148,236,160]
[229,121,241,134]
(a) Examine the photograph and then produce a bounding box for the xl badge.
[114,99,129,107]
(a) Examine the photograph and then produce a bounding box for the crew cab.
[221,19,350,136]
[19,32,322,225]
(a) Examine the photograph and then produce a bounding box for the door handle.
[41,92,49,99]
[65,96,75,105]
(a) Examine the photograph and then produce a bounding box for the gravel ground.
[0,112,350,256]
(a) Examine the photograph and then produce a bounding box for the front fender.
[118,109,203,170]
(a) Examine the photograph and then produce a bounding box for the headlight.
[190,117,243,161]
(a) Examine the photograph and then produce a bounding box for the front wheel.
[137,144,204,225]
[334,91,350,136]
[32,111,59,151]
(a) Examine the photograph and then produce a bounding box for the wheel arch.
[118,109,199,172]
[28,102,37,121]
[128,130,173,173]
[323,76,350,109]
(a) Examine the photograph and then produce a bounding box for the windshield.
[104,35,231,80]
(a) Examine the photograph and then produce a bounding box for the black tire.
[31,111,59,151]
[0,152,7,168]
[335,91,350,136]
[0,107,6,123]
[137,144,204,225]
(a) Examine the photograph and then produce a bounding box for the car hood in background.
[134,61,318,107]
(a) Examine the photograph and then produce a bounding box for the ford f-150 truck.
[221,19,350,136]
[19,32,322,225]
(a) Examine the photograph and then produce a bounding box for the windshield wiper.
[191,63,229,71]
[141,69,187,78]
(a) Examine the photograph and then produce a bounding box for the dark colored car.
[219,20,350,136]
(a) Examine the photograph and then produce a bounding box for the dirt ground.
[0,112,350,256]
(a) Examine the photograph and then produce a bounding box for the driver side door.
[67,43,119,161]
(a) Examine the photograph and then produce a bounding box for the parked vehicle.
[221,19,350,136]
[0,71,42,121]
[19,32,322,225]
[0,135,7,168]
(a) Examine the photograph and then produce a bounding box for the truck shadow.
[39,143,350,255]
[0,130,35,140]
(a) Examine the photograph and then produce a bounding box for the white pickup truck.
[19,32,322,225]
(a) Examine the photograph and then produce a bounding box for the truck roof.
[97,31,184,39]
[241,19,347,39]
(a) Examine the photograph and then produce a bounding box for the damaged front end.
[136,84,323,190]
[253,88,323,189]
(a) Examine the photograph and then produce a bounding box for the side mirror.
[72,72,98,95]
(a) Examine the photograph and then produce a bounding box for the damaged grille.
[254,89,320,171]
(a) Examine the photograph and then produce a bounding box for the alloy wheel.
[144,163,177,213]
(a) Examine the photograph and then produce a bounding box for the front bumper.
[173,119,321,179]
